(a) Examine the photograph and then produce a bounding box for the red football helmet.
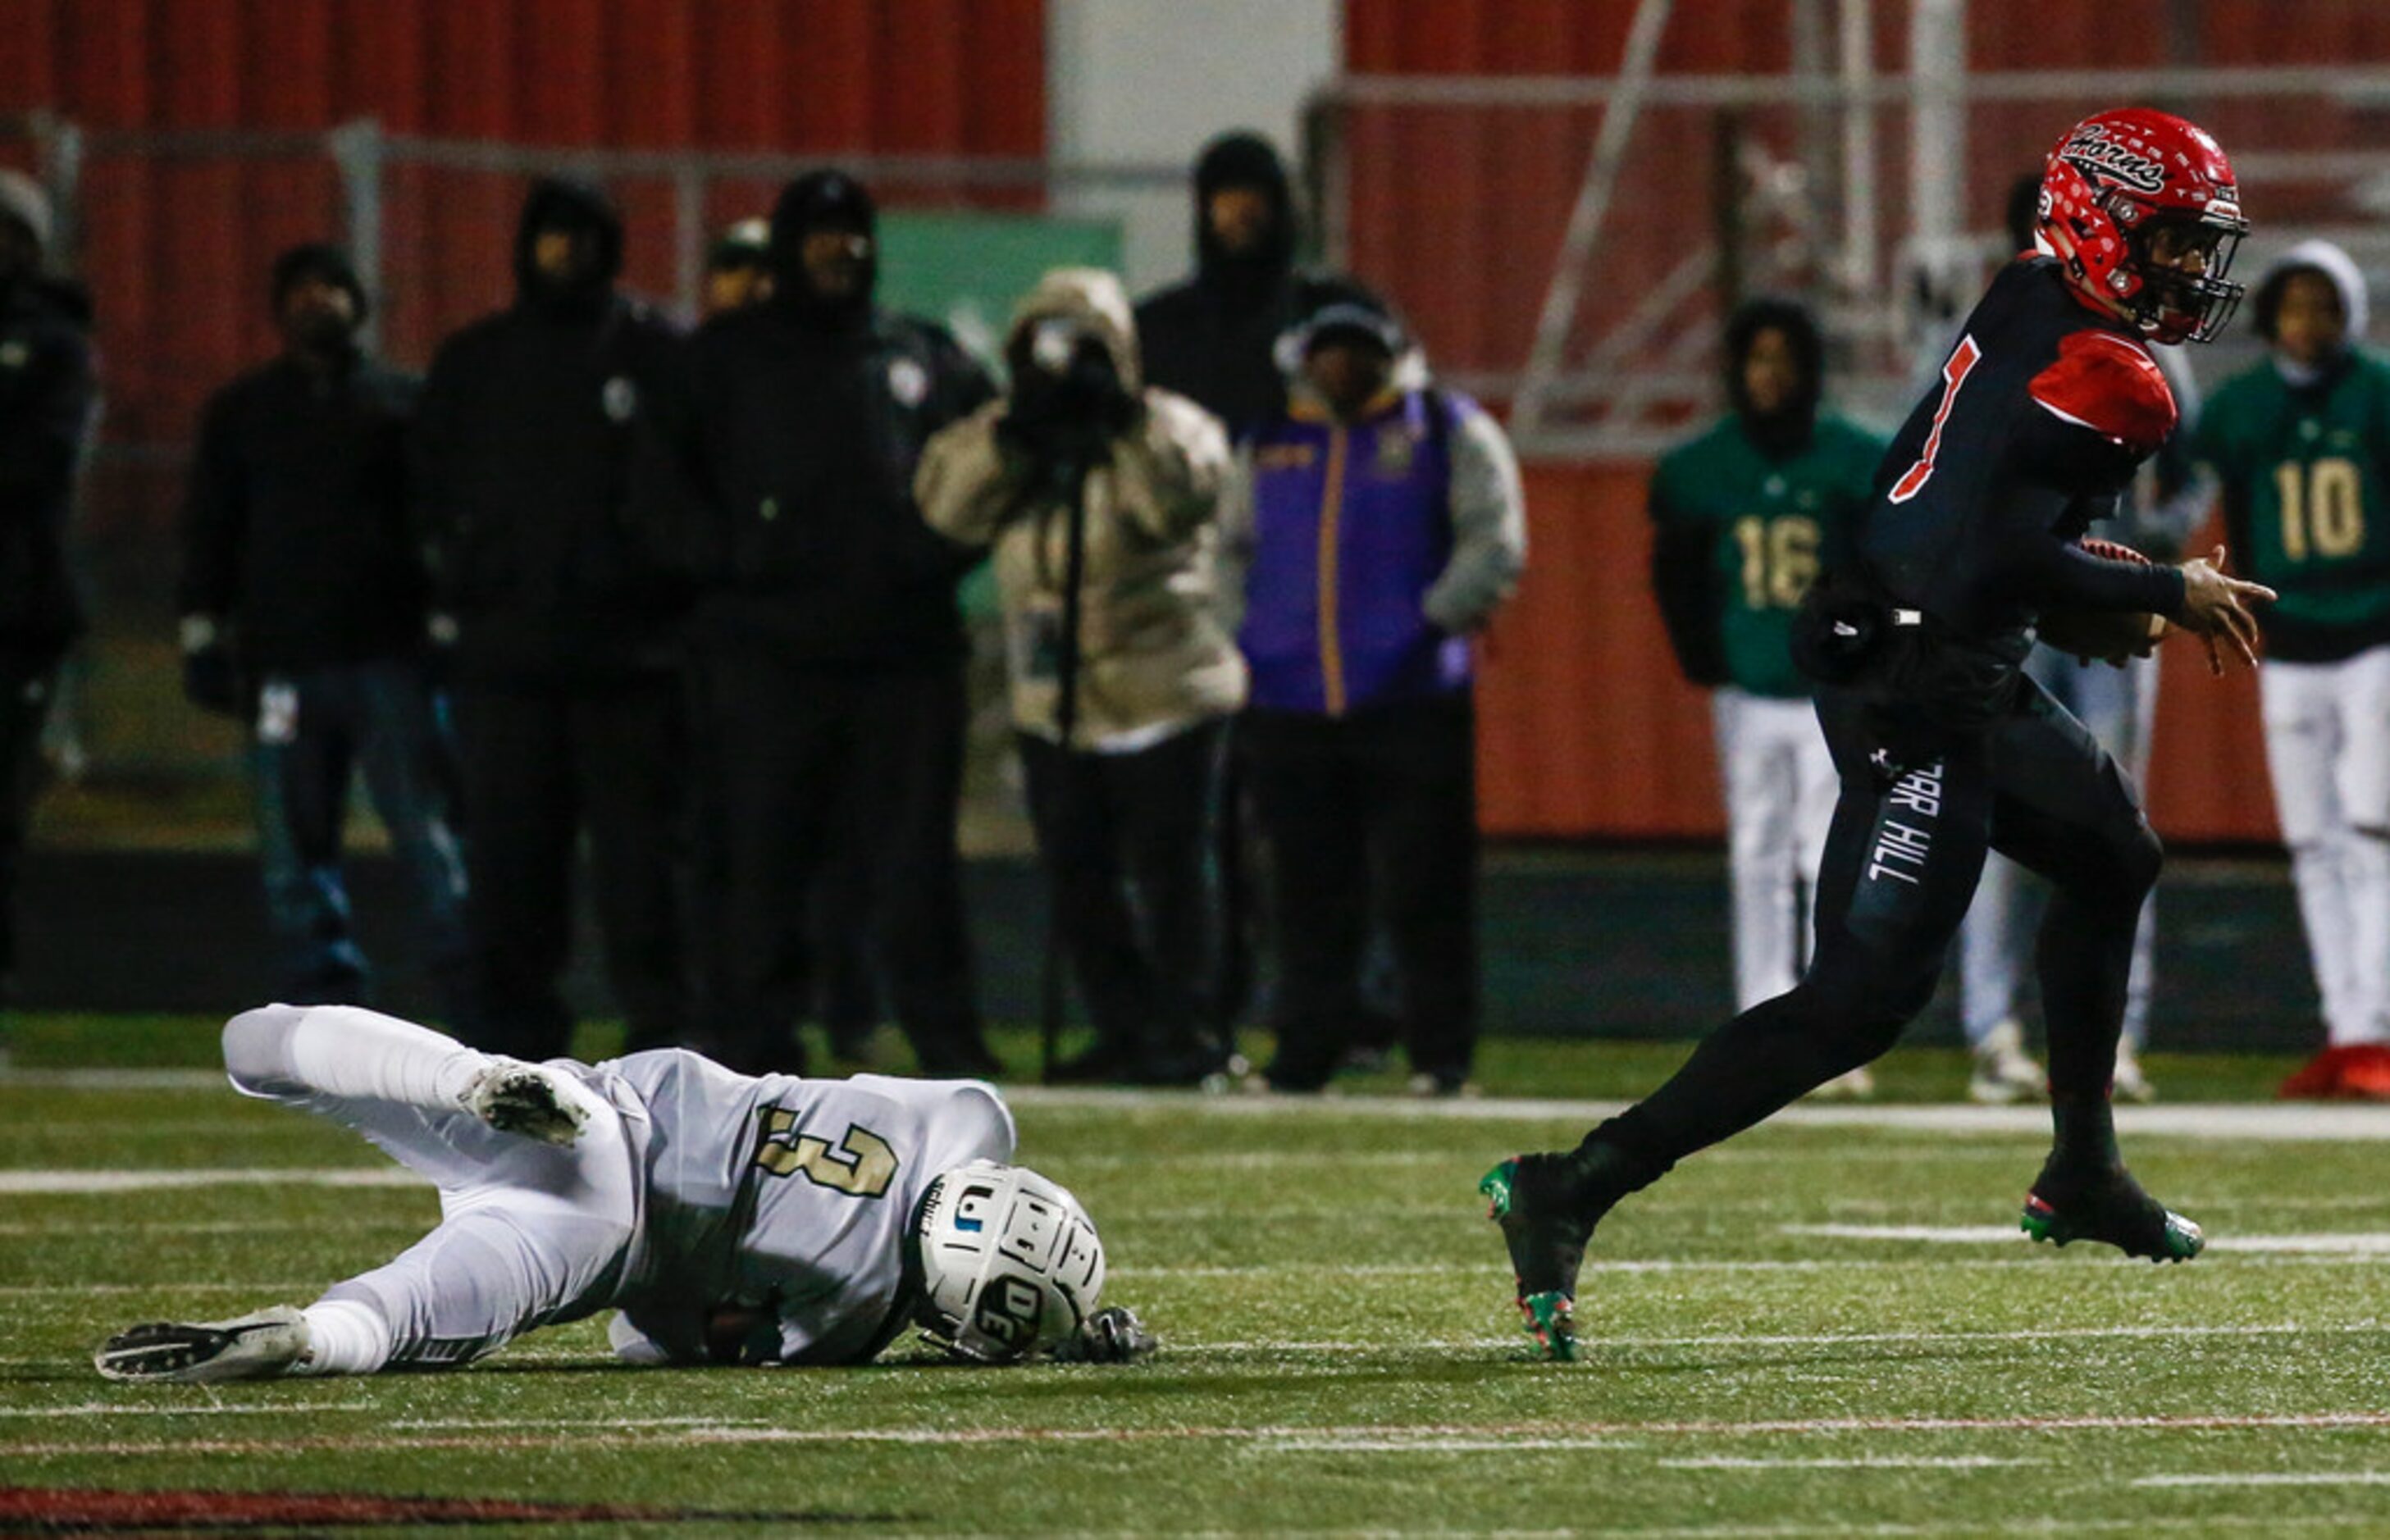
[2037,107,2250,344]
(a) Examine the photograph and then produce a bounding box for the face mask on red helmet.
[2036,107,2251,344]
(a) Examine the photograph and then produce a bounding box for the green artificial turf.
[6,1015,2390,1534]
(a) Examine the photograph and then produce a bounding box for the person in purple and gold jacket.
[1220,293,1526,1096]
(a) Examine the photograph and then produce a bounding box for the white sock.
[2347,832,2390,1046]
[296,1297,393,1376]
[285,1005,489,1111]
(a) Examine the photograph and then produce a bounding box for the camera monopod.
[1038,454,1093,1085]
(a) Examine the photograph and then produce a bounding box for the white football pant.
[221,1003,642,1372]
[1961,649,2160,1050]
[1713,689,1837,1010]
[2262,645,2390,1047]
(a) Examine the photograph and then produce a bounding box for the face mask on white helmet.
[914,1160,1105,1362]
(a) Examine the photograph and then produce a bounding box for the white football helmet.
[914,1160,1104,1362]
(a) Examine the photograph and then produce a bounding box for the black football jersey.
[1860,257,2188,654]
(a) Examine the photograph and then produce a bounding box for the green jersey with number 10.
[2193,349,2390,662]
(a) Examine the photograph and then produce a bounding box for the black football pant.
[1244,694,1480,1089]
[1582,674,2160,1197]
[1019,719,1228,1074]
[693,649,987,1077]
[0,655,56,1001]
[454,677,689,1061]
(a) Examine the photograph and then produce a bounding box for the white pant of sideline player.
[1961,649,2162,1056]
[1713,690,1837,1010]
[2263,645,2390,1048]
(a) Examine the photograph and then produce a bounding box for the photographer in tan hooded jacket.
[918,268,1245,1085]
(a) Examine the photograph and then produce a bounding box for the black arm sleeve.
[176,391,247,621]
[2010,521,2189,620]
[1649,517,1728,687]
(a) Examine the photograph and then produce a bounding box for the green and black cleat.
[1480,1155,1593,1362]
[2021,1172,2204,1263]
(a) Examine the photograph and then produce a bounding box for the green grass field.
[7,1015,2390,1535]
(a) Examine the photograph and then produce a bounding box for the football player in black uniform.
[1483,108,2278,1360]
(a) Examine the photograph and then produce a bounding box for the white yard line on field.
[2135,1471,2390,1488]
[1663,1456,2036,1469]
[1174,1323,2389,1355]
[1005,1088,2390,1141]
[0,1401,377,1419]
[16,1411,2390,1460]
[15,1073,2390,1143]
[1785,1223,2390,1255]
[0,1168,418,1194]
[0,1069,226,1091]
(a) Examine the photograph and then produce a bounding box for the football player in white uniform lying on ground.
[94,1005,1150,1382]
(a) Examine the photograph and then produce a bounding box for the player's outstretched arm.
[2175,544,2277,675]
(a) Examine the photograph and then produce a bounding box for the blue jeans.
[251,658,472,1026]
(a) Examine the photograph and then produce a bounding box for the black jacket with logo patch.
[645,300,995,664]
[413,179,688,685]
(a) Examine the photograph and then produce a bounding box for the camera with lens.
[1001,317,1138,471]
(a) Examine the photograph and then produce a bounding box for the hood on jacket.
[0,168,52,257]
[769,169,878,322]
[1193,130,1296,288]
[1724,295,1823,456]
[2255,238,2369,349]
[1007,267,1141,394]
[513,176,623,309]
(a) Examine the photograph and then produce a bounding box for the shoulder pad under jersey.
[2029,330,2178,455]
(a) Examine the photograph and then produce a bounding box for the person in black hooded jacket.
[0,169,96,1017]
[641,168,999,1078]
[414,175,690,1061]
[1133,131,1314,444]
[1136,134,1393,1064]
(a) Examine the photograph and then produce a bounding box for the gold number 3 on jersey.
[752,1109,899,1198]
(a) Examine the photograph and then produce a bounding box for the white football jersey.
[596,1049,1015,1365]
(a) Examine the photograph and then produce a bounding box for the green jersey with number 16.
[2193,349,2390,662]
[1649,412,1881,698]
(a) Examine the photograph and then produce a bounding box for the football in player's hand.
[2037,537,2170,667]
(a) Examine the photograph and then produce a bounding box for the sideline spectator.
[178,244,470,1023]
[415,177,690,1060]
[1135,130,1355,1060]
[645,169,998,1078]
[1956,175,2209,1105]
[0,170,96,1029]
[919,267,1244,1086]
[1223,294,1525,1096]
[1136,130,1312,441]
[695,212,880,1064]
[702,218,772,319]
[2194,239,2390,1100]
[1649,297,1882,1099]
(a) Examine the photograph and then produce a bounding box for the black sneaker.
[2021,1167,2204,1262]
[1479,1154,1597,1361]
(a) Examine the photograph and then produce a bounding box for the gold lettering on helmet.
[752,1108,899,1199]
